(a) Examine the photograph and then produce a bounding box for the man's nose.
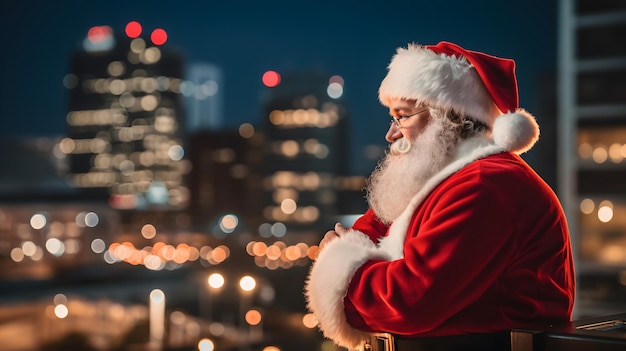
[386,124,402,143]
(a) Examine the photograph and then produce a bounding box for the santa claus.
[304,42,575,350]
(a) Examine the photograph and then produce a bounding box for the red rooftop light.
[262,70,281,88]
[151,28,168,45]
[87,26,112,43]
[125,21,142,38]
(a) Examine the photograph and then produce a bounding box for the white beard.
[366,117,459,224]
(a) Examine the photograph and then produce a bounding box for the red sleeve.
[351,209,389,243]
[343,171,518,335]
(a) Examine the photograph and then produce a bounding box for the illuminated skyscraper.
[558,0,626,316]
[61,22,190,211]
[260,70,366,233]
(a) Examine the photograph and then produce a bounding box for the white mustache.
[390,138,412,155]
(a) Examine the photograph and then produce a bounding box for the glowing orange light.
[245,309,262,325]
[151,28,168,45]
[125,21,142,38]
[87,26,112,43]
[262,70,281,87]
[211,247,227,263]
[302,313,317,328]
[160,245,176,261]
[308,245,320,260]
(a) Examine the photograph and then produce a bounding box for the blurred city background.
[1,0,625,350]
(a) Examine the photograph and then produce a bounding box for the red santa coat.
[304,132,576,350]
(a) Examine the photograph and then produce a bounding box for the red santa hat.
[378,41,539,154]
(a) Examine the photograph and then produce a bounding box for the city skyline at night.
[1,0,557,175]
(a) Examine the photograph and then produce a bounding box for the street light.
[198,338,215,351]
[238,275,257,350]
[239,275,256,292]
[149,289,165,350]
[245,308,264,342]
[204,273,224,321]
[208,273,225,289]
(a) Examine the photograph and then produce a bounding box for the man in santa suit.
[304,42,576,350]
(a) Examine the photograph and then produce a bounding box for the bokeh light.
[151,28,168,45]
[598,201,614,223]
[208,273,225,289]
[54,304,69,319]
[219,214,239,233]
[30,213,47,230]
[239,275,256,292]
[141,224,157,239]
[327,82,343,99]
[198,338,214,351]
[91,238,106,253]
[302,313,318,328]
[580,198,595,214]
[84,212,99,227]
[150,289,165,303]
[125,21,142,38]
[262,70,281,87]
[53,294,68,305]
[239,123,255,138]
[87,25,112,43]
[46,238,65,256]
[245,309,262,325]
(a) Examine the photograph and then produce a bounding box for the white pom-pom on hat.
[492,109,539,154]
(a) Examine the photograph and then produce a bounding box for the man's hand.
[318,223,347,251]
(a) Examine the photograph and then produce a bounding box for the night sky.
[0,0,557,174]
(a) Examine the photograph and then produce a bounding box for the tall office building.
[60,22,189,211]
[558,0,626,316]
[260,70,366,234]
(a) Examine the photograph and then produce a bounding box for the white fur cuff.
[305,230,392,350]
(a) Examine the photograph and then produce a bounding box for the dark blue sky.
[1,0,557,174]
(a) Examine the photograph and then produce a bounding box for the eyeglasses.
[389,108,429,129]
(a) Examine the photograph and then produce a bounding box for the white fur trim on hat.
[492,109,539,154]
[379,44,501,126]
